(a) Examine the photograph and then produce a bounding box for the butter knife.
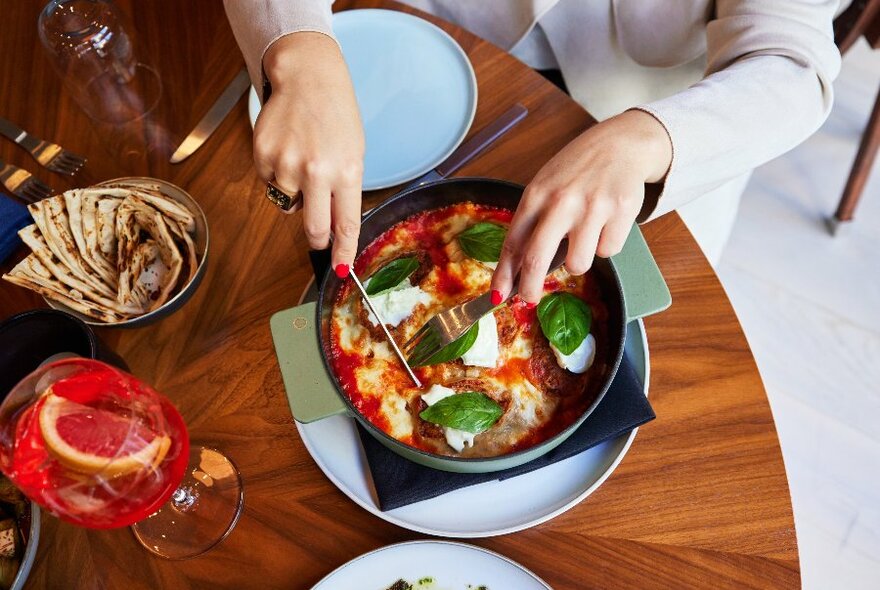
[170,68,251,164]
[348,267,423,388]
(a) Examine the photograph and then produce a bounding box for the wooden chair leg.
[831,84,880,234]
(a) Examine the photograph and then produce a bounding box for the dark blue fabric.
[358,356,655,511]
[0,193,30,265]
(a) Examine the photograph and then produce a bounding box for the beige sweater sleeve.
[223,0,336,100]
[634,0,841,220]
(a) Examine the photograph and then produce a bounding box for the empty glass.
[38,0,162,124]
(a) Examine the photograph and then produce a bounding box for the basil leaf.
[366,257,419,295]
[537,292,592,355]
[410,321,479,367]
[419,391,503,434]
[458,222,507,262]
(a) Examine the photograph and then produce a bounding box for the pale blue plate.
[248,9,477,191]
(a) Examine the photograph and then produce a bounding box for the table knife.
[170,68,251,164]
[403,103,528,189]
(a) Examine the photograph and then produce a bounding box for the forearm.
[223,0,336,98]
[637,0,841,219]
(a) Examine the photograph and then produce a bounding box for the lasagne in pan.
[330,202,608,458]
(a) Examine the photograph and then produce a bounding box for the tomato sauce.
[330,202,610,457]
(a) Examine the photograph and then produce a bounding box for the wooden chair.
[829,0,880,233]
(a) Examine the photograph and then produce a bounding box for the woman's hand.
[254,32,364,276]
[490,110,672,305]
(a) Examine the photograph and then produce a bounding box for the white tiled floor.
[716,40,880,589]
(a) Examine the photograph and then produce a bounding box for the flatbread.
[4,181,200,324]
[63,189,117,288]
[115,197,183,311]
[2,256,131,323]
[103,182,196,233]
[28,197,116,300]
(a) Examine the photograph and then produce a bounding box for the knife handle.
[435,103,528,178]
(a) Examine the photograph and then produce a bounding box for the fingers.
[596,216,632,258]
[490,188,543,301]
[564,215,605,276]
[330,182,362,271]
[300,178,332,250]
[516,203,572,304]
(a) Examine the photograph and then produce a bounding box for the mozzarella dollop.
[421,384,476,453]
[550,333,596,374]
[363,278,431,327]
[460,312,500,368]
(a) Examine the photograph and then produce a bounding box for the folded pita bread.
[116,197,183,311]
[28,197,116,300]
[163,217,198,286]
[104,182,196,233]
[63,189,117,289]
[2,255,135,323]
[5,181,201,324]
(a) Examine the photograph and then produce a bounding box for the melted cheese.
[330,202,604,458]
[421,384,476,452]
[460,312,499,368]
[551,333,596,374]
[362,278,431,327]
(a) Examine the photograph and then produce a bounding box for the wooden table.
[0,1,799,588]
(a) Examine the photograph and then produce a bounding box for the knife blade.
[170,68,251,164]
[348,267,423,388]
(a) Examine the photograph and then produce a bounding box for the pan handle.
[610,224,672,323]
[270,302,349,423]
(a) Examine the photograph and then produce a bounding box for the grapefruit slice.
[38,393,171,478]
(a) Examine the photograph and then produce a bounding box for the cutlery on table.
[169,68,251,164]
[0,158,54,204]
[404,241,569,367]
[0,117,86,176]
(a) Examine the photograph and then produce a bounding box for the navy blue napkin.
[358,356,655,511]
[0,193,30,265]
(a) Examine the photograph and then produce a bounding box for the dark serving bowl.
[272,178,671,473]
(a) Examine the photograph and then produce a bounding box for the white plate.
[295,308,650,537]
[248,9,477,190]
[312,540,551,590]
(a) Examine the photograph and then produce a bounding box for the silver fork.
[0,117,86,176]
[0,158,54,203]
[404,240,569,366]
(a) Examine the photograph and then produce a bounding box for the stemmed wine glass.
[0,358,243,559]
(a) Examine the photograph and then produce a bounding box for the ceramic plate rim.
[247,8,477,190]
[311,539,553,590]
[294,275,650,537]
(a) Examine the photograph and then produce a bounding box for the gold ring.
[266,181,303,213]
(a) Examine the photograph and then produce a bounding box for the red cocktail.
[0,358,242,558]
[0,358,188,529]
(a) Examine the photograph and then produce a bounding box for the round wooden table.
[0,1,799,588]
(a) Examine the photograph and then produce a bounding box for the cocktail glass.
[0,358,242,559]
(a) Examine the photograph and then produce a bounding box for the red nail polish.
[525,302,537,310]
[490,290,503,306]
[334,264,350,278]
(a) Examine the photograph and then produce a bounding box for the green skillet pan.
[271,178,671,473]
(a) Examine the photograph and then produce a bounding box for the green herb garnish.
[536,292,592,355]
[419,391,503,433]
[366,257,420,295]
[409,322,479,367]
[457,222,507,262]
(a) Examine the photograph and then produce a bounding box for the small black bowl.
[0,309,126,398]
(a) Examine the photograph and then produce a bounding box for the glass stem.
[171,486,197,512]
